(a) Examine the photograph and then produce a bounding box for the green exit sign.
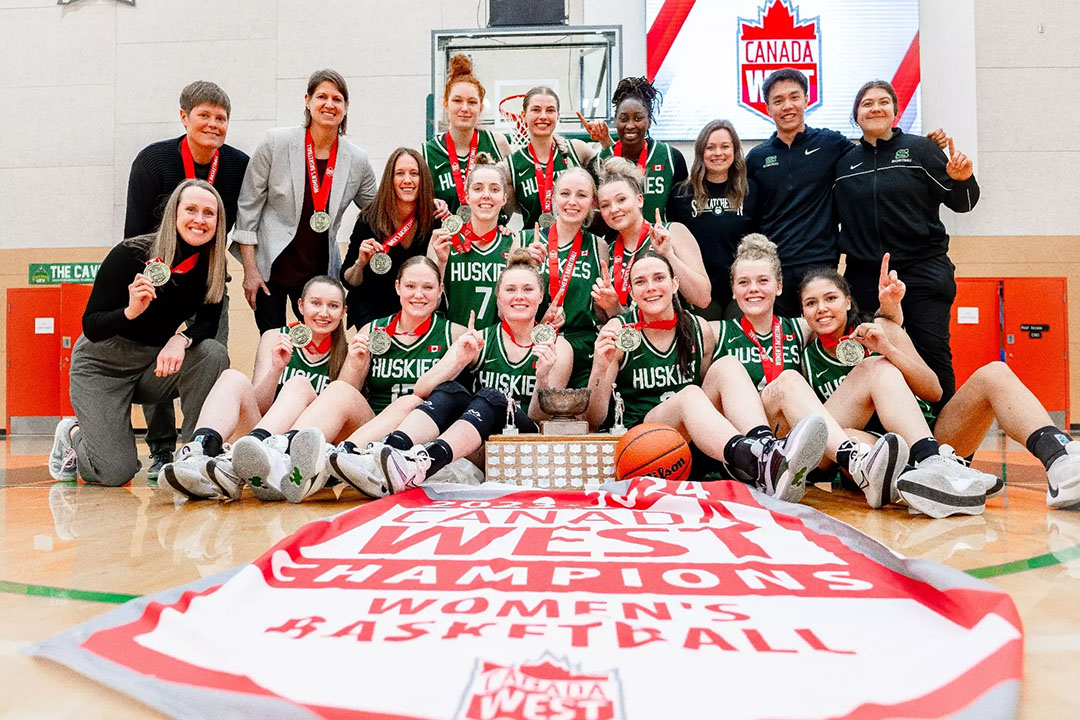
[29,263,101,285]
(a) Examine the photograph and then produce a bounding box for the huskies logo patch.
[738,0,822,121]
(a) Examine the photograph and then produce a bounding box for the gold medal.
[456,205,472,223]
[835,338,865,366]
[368,328,392,355]
[441,214,464,235]
[538,211,556,229]
[530,323,557,345]
[309,211,331,233]
[615,326,642,352]
[369,252,392,275]
[144,261,171,287]
[289,324,313,348]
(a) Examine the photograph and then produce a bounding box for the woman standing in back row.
[233,69,377,332]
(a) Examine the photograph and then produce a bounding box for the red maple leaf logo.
[741,0,818,40]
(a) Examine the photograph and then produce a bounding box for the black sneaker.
[147,451,173,483]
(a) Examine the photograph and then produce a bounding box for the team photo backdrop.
[646,0,922,140]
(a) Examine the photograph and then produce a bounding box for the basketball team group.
[47,55,1080,519]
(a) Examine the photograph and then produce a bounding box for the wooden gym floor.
[1,432,1077,719]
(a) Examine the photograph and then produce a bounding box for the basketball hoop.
[498,93,529,150]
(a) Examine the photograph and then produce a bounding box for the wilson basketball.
[614,423,692,481]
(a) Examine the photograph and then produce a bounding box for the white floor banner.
[32,479,1022,719]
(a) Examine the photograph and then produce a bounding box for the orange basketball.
[614,423,692,481]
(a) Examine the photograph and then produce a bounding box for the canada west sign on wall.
[737,0,822,120]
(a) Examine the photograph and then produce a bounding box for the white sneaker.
[1047,441,1080,509]
[895,462,987,519]
[759,415,828,503]
[205,446,243,501]
[849,433,909,510]
[232,435,289,502]
[379,444,433,494]
[49,418,79,481]
[279,428,328,504]
[938,444,1003,498]
[329,442,390,498]
[161,441,220,501]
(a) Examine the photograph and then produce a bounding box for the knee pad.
[417,381,472,431]
[459,388,509,439]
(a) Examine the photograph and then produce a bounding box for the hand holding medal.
[288,323,313,348]
[369,215,416,275]
[531,336,559,379]
[617,310,679,353]
[348,332,370,361]
[125,273,157,320]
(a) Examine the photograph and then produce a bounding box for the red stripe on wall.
[646,0,697,82]
[892,31,921,122]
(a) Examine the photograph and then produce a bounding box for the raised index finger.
[576,111,589,128]
[467,310,475,331]
[947,137,955,158]
[879,253,891,287]
[599,257,612,286]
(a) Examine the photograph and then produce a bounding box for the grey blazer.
[230,126,377,281]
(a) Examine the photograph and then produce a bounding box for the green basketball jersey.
[276,327,330,395]
[443,231,516,328]
[713,316,804,390]
[801,338,938,425]
[508,141,582,228]
[596,140,677,222]
[421,130,506,215]
[474,324,537,411]
[522,226,602,388]
[614,313,704,428]
[364,313,453,413]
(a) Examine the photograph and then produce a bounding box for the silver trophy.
[610,383,627,436]
[502,391,519,435]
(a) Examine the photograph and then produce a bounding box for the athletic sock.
[249,428,271,442]
[910,437,940,464]
[746,425,771,439]
[193,427,223,457]
[338,441,359,455]
[424,439,454,476]
[836,438,858,474]
[386,431,414,451]
[1026,425,1073,471]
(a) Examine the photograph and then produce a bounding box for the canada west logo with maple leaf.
[738,0,822,121]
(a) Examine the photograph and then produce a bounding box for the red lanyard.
[289,322,332,354]
[501,319,535,348]
[739,316,784,383]
[380,216,415,253]
[546,224,583,306]
[385,312,432,339]
[527,143,557,213]
[304,130,339,214]
[454,222,498,254]
[625,309,678,332]
[181,138,219,184]
[445,131,478,206]
[612,222,651,305]
[614,139,648,175]
[148,253,200,276]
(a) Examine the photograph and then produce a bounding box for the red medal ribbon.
[527,143,557,213]
[148,254,200,276]
[289,321,332,354]
[612,221,652,305]
[501,319,535,349]
[304,129,339,215]
[546,224,583,306]
[614,139,648,175]
[819,329,870,358]
[445,131,479,206]
[384,311,433,340]
[379,215,416,253]
[739,315,784,383]
[454,222,499,254]
[181,138,219,185]
[625,309,678,333]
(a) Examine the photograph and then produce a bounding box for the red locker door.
[1002,278,1069,426]
[7,288,62,430]
[59,283,93,416]
[951,279,1001,390]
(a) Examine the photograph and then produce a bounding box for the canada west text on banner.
[32,480,1021,719]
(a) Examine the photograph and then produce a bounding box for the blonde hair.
[598,156,644,196]
[731,233,782,283]
[496,248,542,293]
[139,179,226,304]
[465,154,514,208]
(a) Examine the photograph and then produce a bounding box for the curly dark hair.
[611,76,662,119]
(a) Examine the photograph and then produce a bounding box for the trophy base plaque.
[541,419,589,435]
[485,434,618,490]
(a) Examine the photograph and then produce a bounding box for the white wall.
[0,0,1076,251]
